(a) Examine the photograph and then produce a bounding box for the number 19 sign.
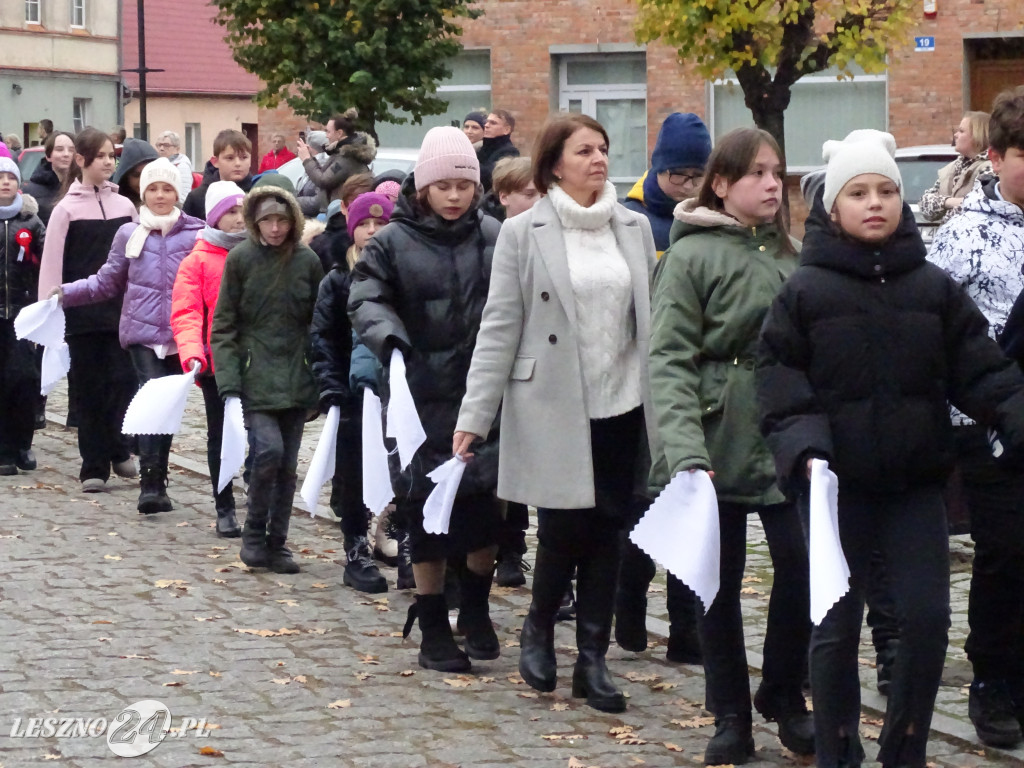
[915,36,936,52]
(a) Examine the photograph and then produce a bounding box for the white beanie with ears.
[821,129,903,213]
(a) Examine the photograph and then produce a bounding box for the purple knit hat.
[347,192,394,240]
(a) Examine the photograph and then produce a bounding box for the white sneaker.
[112,458,138,479]
[373,506,399,565]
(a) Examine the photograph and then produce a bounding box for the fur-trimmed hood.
[672,197,742,229]
[327,132,377,165]
[19,193,39,218]
[242,184,305,247]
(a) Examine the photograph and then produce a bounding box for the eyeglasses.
[155,142,172,149]
[668,171,704,186]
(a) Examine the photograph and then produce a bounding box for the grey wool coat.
[456,194,658,509]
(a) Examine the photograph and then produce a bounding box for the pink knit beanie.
[414,126,479,191]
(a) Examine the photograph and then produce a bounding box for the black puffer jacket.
[757,195,1024,496]
[21,160,61,225]
[348,174,501,500]
[311,264,356,408]
[1,194,46,320]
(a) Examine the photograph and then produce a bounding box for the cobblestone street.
[1,383,1023,767]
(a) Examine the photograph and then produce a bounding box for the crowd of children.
[7,85,1024,766]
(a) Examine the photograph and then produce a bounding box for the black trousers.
[329,401,369,540]
[127,345,180,472]
[955,425,1024,681]
[199,374,235,512]
[66,332,135,481]
[0,319,37,464]
[700,500,810,716]
[805,488,949,768]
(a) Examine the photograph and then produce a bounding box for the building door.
[967,37,1024,113]
[241,122,259,174]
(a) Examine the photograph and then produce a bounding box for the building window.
[185,123,201,167]
[710,65,887,172]
[72,98,89,133]
[558,54,648,195]
[25,0,40,24]
[70,0,84,27]
[132,123,151,140]
[375,50,491,148]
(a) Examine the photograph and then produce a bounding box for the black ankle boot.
[239,522,270,568]
[970,679,1023,747]
[457,569,499,660]
[216,507,241,538]
[343,535,387,593]
[405,593,470,672]
[396,530,415,590]
[138,466,169,514]
[267,538,300,574]
[753,685,814,756]
[704,713,755,765]
[574,547,626,713]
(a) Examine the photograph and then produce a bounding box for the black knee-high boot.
[520,543,576,691]
[573,541,626,713]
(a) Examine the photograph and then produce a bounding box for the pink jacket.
[170,236,231,373]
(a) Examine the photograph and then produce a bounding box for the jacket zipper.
[95,186,107,219]
[3,220,8,318]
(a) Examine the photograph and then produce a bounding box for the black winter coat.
[757,196,1024,496]
[183,171,254,220]
[477,135,520,192]
[1,196,46,320]
[348,175,501,500]
[311,265,356,408]
[20,160,61,225]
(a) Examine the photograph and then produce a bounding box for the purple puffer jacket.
[62,213,204,349]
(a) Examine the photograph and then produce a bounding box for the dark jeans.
[127,346,180,472]
[199,375,235,513]
[956,425,1024,680]
[67,332,135,481]
[245,409,306,542]
[0,319,37,464]
[805,488,950,768]
[700,500,809,717]
[329,401,369,540]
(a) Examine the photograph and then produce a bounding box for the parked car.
[17,146,46,182]
[273,148,419,195]
[893,144,959,245]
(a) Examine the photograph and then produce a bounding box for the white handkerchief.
[122,368,198,435]
[423,456,467,535]
[218,396,246,494]
[300,406,340,517]
[809,459,850,624]
[629,470,721,613]
[386,348,426,470]
[40,342,70,395]
[14,296,65,346]
[362,389,394,516]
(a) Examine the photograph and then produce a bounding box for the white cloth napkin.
[299,405,340,516]
[122,367,199,435]
[217,396,246,494]
[809,458,850,624]
[15,297,70,394]
[422,456,467,535]
[362,389,394,516]
[386,348,426,470]
[629,470,721,613]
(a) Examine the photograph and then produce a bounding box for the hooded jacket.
[757,194,1024,496]
[111,139,159,205]
[37,179,138,335]
[61,211,204,349]
[622,171,678,254]
[20,159,61,225]
[302,132,376,202]
[210,184,324,411]
[647,199,798,503]
[1,194,46,320]
[348,173,501,500]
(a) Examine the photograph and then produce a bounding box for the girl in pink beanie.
[348,126,504,672]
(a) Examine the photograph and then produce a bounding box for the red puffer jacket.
[170,236,231,374]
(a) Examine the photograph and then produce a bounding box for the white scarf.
[125,206,181,259]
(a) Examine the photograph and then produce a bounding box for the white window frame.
[708,68,888,173]
[73,98,89,133]
[70,0,85,28]
[557,54,647,189]
[25,0,40,24]
[185,123,201,167]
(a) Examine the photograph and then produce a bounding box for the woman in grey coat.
[455,113,657,713]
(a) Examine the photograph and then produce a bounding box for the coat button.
[541,291,550,301]
[758,245,766,252]
[548,334,557,344]
[874,264,882,272]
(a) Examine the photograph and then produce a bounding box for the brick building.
[258,0,1024,223]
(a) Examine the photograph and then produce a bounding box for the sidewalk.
[0,381,1022,767]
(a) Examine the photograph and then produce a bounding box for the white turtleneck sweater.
[547,181,642,420]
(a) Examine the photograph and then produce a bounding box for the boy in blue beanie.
[622,112,712,254]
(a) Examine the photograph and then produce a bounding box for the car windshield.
[18,150,44,182]
[895,158,950,204]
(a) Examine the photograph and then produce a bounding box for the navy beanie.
[464,111,487,129]
[650,113,712,174]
